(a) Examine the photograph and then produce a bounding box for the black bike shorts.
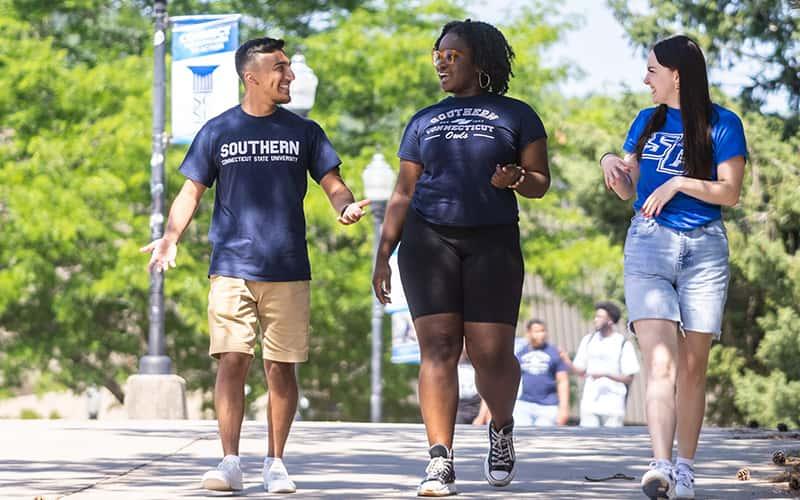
[397,209,524,326]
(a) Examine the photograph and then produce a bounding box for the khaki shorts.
[207,275,310,362]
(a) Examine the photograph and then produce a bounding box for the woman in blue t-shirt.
[600,35,747,500]
[371,19,550,497]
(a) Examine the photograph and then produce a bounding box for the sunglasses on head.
[432,48,463,66]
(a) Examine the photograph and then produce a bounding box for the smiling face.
[242,50,295,105]
[434,32,481,97]
[644,50,680,108]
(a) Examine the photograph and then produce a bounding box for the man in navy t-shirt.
[141,37,368,494]
[513,319,569,426]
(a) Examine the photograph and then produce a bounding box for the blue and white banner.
[387,248,420,364]
[171,14,241,144]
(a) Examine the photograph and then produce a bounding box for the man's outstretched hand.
[140,238,178,273]
[338,199,371,225]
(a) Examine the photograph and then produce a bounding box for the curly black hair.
[434,19,515,95]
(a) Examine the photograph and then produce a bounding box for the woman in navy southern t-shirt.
[371,19,550,496]
[600,35,747,500]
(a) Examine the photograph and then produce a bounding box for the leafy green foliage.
[608,0,799,134]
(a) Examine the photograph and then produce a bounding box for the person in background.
[456,345,489,425]
[565,302,639,428]
[514,319,569,426]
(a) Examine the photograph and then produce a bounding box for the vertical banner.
[171,14,241,144]
[386,247,420,364]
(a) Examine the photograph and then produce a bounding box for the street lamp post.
[362,152,396,423]
[140,0,172,375]
[126,0,187,419]
[283,53,318,118]
[282,51,318,418]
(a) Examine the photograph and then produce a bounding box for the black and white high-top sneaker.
[417,444,457,497]
[483,420,516,487]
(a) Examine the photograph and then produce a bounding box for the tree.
[608,0,800,135]
[0,0,371,65]
[0,15,155,401]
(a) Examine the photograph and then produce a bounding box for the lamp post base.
[124,374,188,419]
[139,355,172,375]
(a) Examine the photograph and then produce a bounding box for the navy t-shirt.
[398,93,547,226]
[516,342,567,406]
[179,105,341,281]
[623,103,747,231]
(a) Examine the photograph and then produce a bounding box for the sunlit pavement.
[2,420,799,499]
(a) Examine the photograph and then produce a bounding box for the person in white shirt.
[565,302,640,427]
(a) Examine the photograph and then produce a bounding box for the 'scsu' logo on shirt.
[642,132,685,175]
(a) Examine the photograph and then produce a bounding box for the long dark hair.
[634,35,715,179]
[434,19,514,95]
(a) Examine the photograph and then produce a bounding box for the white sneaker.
[641,460,675,499]
[201,455,243,491]
[263,457,297,493]
[674,463,695,499]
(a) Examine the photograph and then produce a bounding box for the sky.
[469,0,646,97]
[467,0,785,113]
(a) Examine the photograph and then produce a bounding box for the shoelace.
[425,457,453,480]
[489,427,515,468]
[676,465,694,488]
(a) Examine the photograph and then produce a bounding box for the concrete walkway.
[2,420,799,499]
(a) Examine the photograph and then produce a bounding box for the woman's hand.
[600,154,633,190]
[641,177,682,217]
[372,257,392,304]
[490,164,524,189]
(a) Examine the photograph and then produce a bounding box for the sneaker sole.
[265,483,297,494]
[417,483,457,496]
[641,476,671,499]
[201,478,242,491]
[483,457,516,487]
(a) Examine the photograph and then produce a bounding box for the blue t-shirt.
[516,342,567,406]
[622,103,747,231]
[179,105,341,281]
[398,93,547,226]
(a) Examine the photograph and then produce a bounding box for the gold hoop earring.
[479,71,491,90]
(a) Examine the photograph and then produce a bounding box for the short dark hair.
[595,301,622,324]
[235,37,285,83]
[434,19,515,95]
[525,318,546,330]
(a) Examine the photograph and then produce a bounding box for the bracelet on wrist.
[599,152,615,166]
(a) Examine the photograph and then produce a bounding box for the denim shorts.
[623,214,730,339]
